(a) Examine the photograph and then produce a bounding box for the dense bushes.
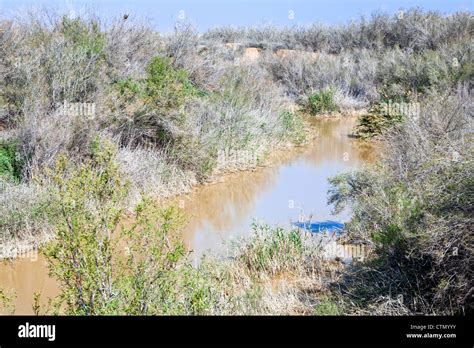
[375,46,471,101]
[328,92,473,314]
[263,49,378,110]
[110,55,200,148]
[0,9,303,252]
[1,8,470,185]
[0,11,301,177]
[352,41,471,138]
[263,42,470,117]
[59,16,106,58]
[251,11,471,117]
[0,180,52,256]
[203,10,472,53]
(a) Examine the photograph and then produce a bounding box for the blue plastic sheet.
[293,220,345,234]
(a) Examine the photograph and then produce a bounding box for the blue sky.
[1,0,472,32]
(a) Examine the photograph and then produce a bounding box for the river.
[0,116,374,314]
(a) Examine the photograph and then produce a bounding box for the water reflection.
[177,117,374,261]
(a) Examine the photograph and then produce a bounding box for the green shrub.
[306,90,339,115]
[113,56,193,106]
[376,49,456,101]
[0,141,23,182]
[115,77,143,96]
[371,224,404,252]
[111,56,205,147]
[42,138,221,315]
[144,56,198,109]
[44,139,129,315]
[454,59,473,88]
[59,16,105,57]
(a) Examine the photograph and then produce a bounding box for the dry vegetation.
[329,91,473,315]
[0,8,472,315]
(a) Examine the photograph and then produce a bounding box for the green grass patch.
[279,110,306,144]
[314,296,343,315]
[238,225,306,275]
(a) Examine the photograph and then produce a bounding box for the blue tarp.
[293,220,345,234]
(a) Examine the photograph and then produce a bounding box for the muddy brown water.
[0,116,375,314]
